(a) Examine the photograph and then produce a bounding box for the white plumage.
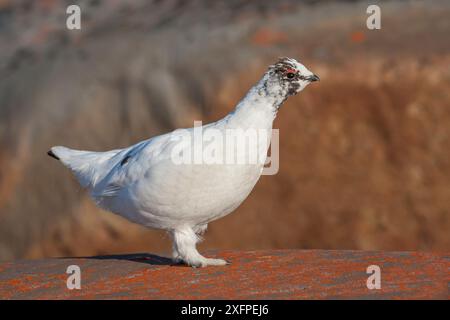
[49,57,318,267]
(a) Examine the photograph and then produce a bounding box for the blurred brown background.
[0,0,449,261]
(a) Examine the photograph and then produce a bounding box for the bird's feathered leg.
[171,225,228,267]
[193,224,208,239]
[171,224,208,265]
[171,242,183,264]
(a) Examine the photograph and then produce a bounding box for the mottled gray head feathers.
[267,57,319,96]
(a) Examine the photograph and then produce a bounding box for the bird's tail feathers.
[48,146,118,189]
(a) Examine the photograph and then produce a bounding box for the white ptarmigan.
[48,57,319,267]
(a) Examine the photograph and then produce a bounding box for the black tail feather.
[47,150,60,160]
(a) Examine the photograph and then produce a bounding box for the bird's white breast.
[92,86,276,230]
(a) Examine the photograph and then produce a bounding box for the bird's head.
[261,57,319,99]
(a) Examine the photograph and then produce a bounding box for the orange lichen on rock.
[0,250,447,299]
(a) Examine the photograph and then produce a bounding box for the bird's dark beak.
[307,74,320,82]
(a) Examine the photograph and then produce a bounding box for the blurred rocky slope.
[0,0,449,261]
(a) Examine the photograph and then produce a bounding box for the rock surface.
[0,250,448,299]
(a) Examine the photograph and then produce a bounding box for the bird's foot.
[203,258,229,267]
[171,226,230,268]
[188,257,230,268]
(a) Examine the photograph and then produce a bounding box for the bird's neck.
[226,74,288,130]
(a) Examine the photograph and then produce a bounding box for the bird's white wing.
[90,128,190,200]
